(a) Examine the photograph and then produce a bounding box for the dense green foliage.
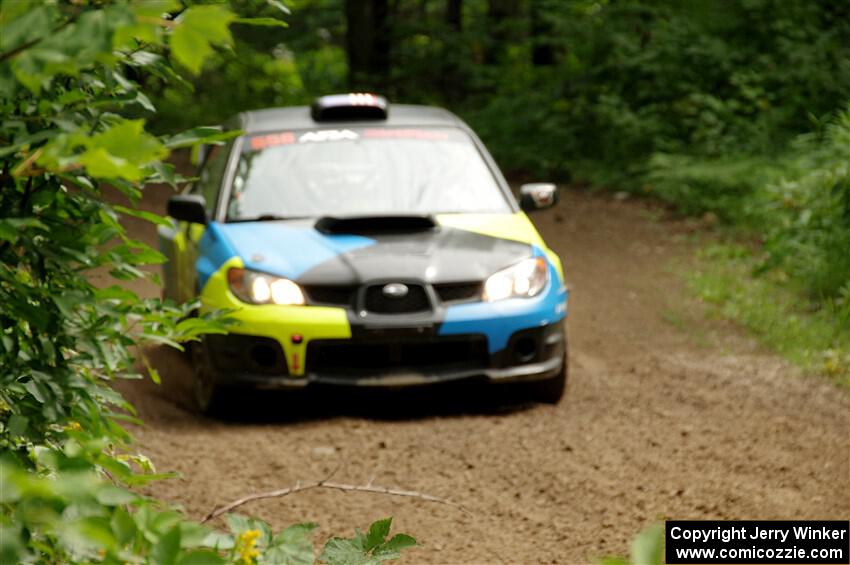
[149,1,850,175]
[688,243,850,384]
[0,1,414,562]
[653,107,850,298]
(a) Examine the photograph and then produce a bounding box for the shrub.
[0,2,414,562]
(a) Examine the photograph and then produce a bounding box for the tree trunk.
[441,0,463,102]
[486,0,520,65]
[345,0,391,92]
[446,0,462,31]
[530,0,554,65]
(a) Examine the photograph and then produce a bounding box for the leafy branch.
[0,1,417,563]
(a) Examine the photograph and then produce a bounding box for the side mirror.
[167,194,208,225]
[519,183,559,212]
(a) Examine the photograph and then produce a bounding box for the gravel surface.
[113,185,850,564]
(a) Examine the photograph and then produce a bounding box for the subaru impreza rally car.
[159,94,569,414]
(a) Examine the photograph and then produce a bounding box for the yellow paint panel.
[200,257,351,376]
[436,213,564,281]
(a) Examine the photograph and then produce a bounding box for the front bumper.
[198,255,568,388]
[201,321,565,388]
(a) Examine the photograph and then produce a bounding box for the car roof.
[232,104,466,133]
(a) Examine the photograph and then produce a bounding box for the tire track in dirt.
[114,185,849,564]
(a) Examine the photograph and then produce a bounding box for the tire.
[530,360,566,404]
[529,336,569,404]
[190,340,232,417]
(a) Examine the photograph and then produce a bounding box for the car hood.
[212,217,534,284]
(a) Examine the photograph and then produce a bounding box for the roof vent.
[311,93,388,122]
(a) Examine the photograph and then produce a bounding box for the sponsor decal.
[249,132,295,150]
[298,129,359,143]
[363,128,450,140]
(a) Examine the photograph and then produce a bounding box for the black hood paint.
[295,226,531,285]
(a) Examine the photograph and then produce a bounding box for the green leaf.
[178,550,226,565]
[0,218,47,242]
[96,485,137,506]
[202,530,235,551]
[179,521,212,548]
[364,518,392,551]
[152,525,182,565]
[234,17,288,28]
[373,534,416,559]
[630,523,664,565]
[111,508,137,546]
[151,161,179,187]
[0,222,15,242]
[164,126,240,149]
[113,205,172,227]
[130,0,181,18]
[77,147,138,180]
[127,246,167,265]
[266,523,317,565]
[170,6,235,75]
[94,285,140,302]
[23,380,45,403]
[147,365,162,385]
[320,520,414,564]
[225,514,253,535]
[79,120,168,181]
[597,557,629,565]
[0,4,56,53]
[7,415,28,436]
[320,537,375,565]
[73,516,119,552]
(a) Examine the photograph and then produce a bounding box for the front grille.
[434,282,482,304]
[364,284,431,314]
[304,285,356,307]
[307,336,488,374]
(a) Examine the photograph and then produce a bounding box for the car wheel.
[190,340,231,417]
[530,360,566,404]
[529,337,569,404]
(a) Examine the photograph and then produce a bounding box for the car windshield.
[226,126,511,220]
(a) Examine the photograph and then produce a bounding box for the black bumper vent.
[206,334,288,375]
[307,336,488,374]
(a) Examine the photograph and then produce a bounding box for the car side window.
[191,143,231,217]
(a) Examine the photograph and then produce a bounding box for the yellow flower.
[65,421,82,432]
[235,529,261,564]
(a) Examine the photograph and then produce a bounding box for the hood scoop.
[314,215,437,235]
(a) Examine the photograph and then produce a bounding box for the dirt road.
[116,186,849,564]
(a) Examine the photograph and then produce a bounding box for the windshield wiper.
[228,214,307,223]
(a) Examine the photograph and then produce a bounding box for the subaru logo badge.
[382,283,409,298]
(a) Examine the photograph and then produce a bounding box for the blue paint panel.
[199,222,374,284]
[197,222,237,289]
[438,246,568,353]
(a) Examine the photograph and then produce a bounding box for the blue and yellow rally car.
[159,94,569,414]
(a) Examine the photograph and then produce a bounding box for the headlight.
[483,257,548,301]
[227,268,305,305]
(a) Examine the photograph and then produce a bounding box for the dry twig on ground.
[201,468,470,523]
